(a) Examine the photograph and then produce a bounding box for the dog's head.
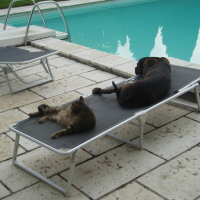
[135,57,171,77]
[135,57,157,76]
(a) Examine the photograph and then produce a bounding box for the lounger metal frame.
[0,47,59,93]
[9,73,200,196]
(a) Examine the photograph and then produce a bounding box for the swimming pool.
[1,0,200,64]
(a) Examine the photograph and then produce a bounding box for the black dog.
[92,57,171,108]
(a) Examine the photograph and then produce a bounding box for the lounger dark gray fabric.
[13,65,200,150]
[180,90,200,103]
[0,46,59,93]
[0,46,56,63]
[9,65,200,196]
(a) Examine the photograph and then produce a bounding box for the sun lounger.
[0,46,59,93]
[180,90,200,103]
[9,65,200,196]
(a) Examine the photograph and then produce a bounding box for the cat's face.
[71,96,87,114]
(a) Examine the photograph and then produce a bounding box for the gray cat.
[29,96,96,139]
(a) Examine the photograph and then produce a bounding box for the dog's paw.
[92,88,102,95]
[38,104,49,115]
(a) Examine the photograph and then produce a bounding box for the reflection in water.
[116,35,136,60]
[150,26,168,58]
[4,0,200,64]
[190,28,200,64]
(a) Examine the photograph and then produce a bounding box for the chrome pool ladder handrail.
[3,0,46,30]
[3,0,71,46]
[25,1,71,45]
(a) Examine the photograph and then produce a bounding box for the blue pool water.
[1,0,200,64]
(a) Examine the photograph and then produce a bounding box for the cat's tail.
[51,125,74,139]
[51,129,69,139]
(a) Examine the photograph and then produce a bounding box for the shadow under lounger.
[9,65,200,196]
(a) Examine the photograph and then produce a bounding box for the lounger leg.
[1,58,54,94]
[12,134,20,164]
[137,113,147,150]
[12,133,77,196]
[194,85,200,112]
[65,150,77,196]
[108,132,141,149]
[41,58,54,81]
[2,66,14,94]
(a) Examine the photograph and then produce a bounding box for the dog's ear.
[137,57,149,67]
[135,57,149,75]
[142,57,158,77]
[144,57,158,67]
[161,57,171,73]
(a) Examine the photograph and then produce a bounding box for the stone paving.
[1,1,200,200]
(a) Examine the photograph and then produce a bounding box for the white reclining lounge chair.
[9,64,200,196]
[0,46,59,93]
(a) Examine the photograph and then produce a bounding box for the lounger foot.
[12,132,77,196]
[137,113,147,150]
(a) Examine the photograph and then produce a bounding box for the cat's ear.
[72,102,78,110]
[79,96,84,102]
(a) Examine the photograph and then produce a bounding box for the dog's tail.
[112,81,130,107]
[112,81,120,97]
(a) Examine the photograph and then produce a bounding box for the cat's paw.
[39,117,46,123]
[38,104,49,115]
[92,88,102,95]
[51,133,59,139]
[28,112,39,117]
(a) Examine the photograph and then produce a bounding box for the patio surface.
[1,1,200,200]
